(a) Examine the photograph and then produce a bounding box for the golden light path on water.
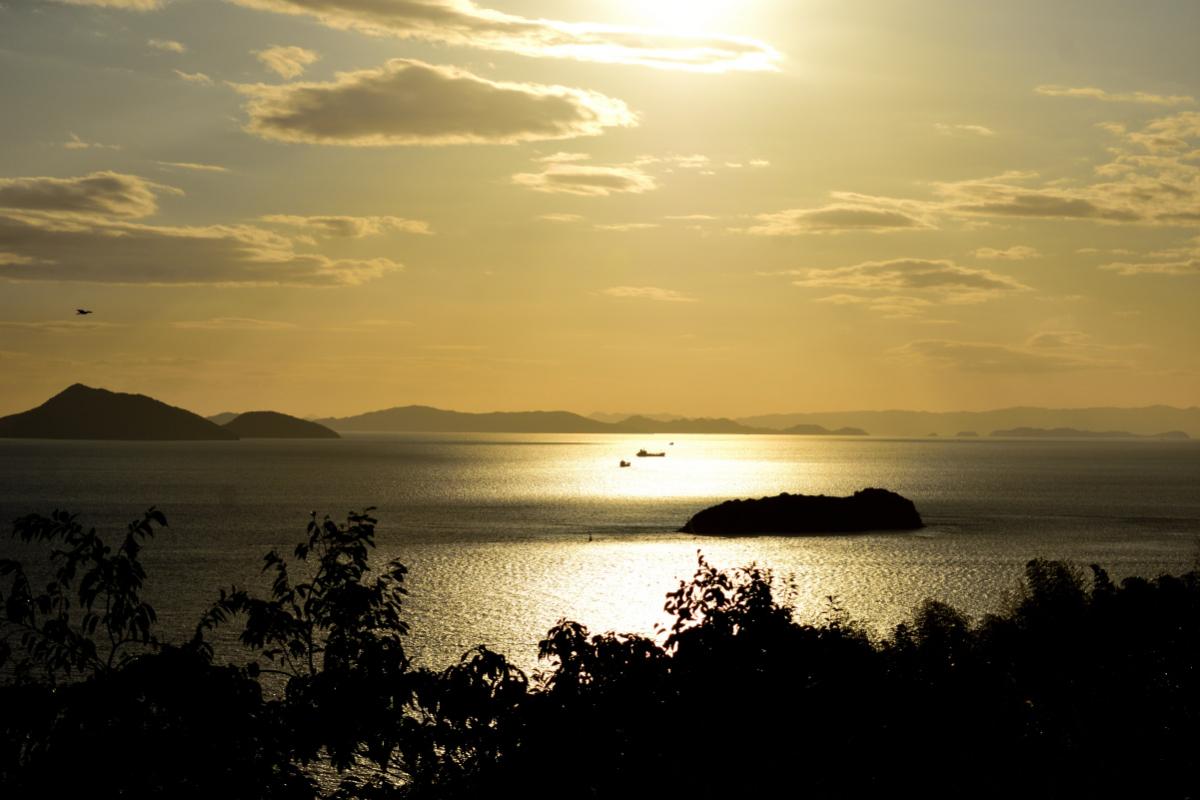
[365,435,1200,674]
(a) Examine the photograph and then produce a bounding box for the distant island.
[222,411,339,439]
[315,405,871,436]
[0,384,236,441]
[989,427,1190,440]
[679,488,924,535]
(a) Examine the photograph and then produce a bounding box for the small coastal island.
[679,488,924,535]
[222,411,340,439]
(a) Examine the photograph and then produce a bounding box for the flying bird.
[75,309,93,315]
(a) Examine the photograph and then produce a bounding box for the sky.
[0,0,1197,418]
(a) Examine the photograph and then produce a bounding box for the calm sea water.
[1,433,1198,672]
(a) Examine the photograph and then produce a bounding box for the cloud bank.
[235,60,635,146]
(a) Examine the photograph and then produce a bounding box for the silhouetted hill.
[0,384,237,441]
[206,412,239,425]
[316,405,615,433]
[222,411,339,439]
[680,488,924,534]
[739,405,1200,438]
[989,427,1190,440]
[611,415,764,434]
[782,424,868,436]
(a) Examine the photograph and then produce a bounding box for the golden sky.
[0,0,1197,417]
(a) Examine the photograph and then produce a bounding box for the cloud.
[935,174,1141,221]
[227,0,779,73]
[147,38,186,53]
[0,172,383,288]
[973,245,1041,260]
[235,59,635,146]
[513,163,656,196]
[790,258,1029,304]
[0,172,175,218]
[174,69,214,86]
[538,213,584,223]
[934,123,995,136]
[62,133,120,151]
[172,318,298,330]
[1101,258,1200,276]
[814,293,933,319]
[892,337,1125,373]
[743,193,934,235]
[602,286,697,303]
[1035,84,1194,106]
[255,45,320,79]
[156,161,229,173]
[594,222,658,231]
[535,152,591,164]
[0,319,125,333]
[51,0,161,7]
[260,214,431,236]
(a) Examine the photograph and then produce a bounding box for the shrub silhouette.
[4,508,1200,799]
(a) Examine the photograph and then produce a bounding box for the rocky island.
[679,488,924,535]
[222,411,339,439]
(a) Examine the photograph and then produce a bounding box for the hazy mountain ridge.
[736,406,1200,438]
[316,406,866,435]
[989,427,1190,440]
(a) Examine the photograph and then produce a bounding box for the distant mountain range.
[989,427,1189,440]
[735,406,1200,438]
[2,386,1197,441]
[0,386,336,440]
[313,406,866,436]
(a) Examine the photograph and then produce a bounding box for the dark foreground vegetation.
[3,509,1200,799]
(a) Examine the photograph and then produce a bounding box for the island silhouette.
[679,488,924,535]
[221,411,339,439]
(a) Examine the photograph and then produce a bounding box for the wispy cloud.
[742,193,934,235]
[235,59,635,146]
[513,163,656,197]
[51,0,161,8]
[254,45,320,79]
[260,214,431,236]
[594,222,658,231]
[147,38,186,53]
[174,69,214,86]
[973,245,1041,260]
[538,213,584,223]
[786,258,1029,307]
[934,123,995,136]
[602,286,697,302]
[0,319,125,332]
[156,161,229,173]
[172,318,298,330]
[62,133,120,151]
[227,0,780,73]
[1035,84,1194,106]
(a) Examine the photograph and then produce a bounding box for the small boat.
[619,460,631,467]
[636,449,665,457]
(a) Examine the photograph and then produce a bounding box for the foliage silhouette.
[3,508,1200,799]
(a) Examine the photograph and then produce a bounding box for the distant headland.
[679,488,924,535]
[0,386,335,441]
[0,384,237,441]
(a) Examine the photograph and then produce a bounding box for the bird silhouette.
[75,309,93,315]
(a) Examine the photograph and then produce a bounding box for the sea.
[1,433,1198,674]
